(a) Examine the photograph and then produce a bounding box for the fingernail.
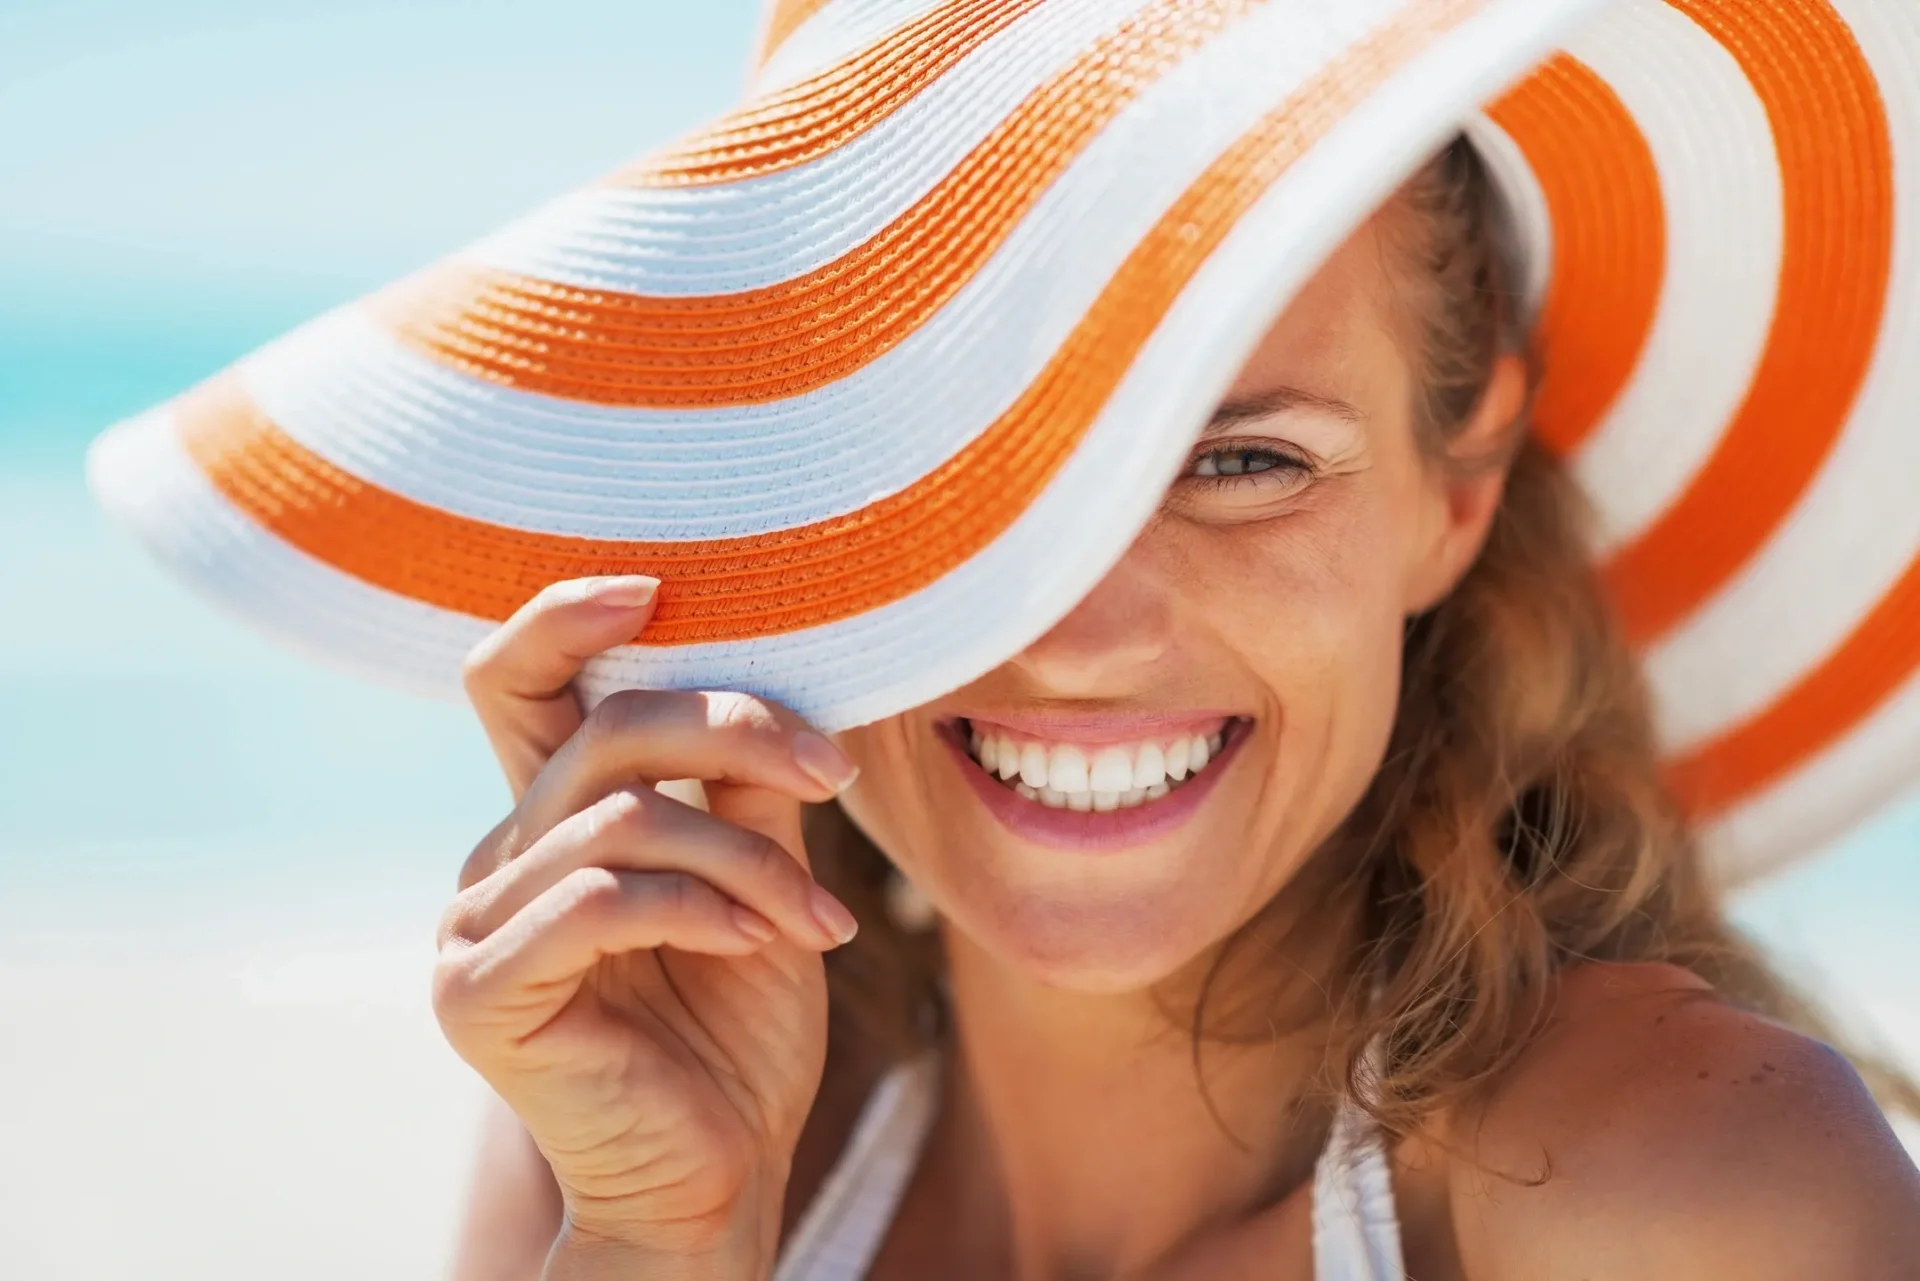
[792,731,859,794]
[810,886,860,946]
[586,576,658,609]
[731,905,779,944]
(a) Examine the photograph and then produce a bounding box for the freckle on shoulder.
[1459,961,1850,1161]
[1436,961,1920,1279]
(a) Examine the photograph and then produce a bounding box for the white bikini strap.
[773,1054,942,1281]
[1310,1101,1406,1281]
[776,1051,1400,1281]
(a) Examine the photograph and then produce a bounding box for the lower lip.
[940,721,1247,853]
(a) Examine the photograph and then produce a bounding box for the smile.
[962,720,1231,810]
[942,715,1251,852]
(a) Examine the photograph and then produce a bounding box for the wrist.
[545,1182,786,1281]
[544,1226,767,1281]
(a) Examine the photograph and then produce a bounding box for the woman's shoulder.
[1433,961,1920,1280]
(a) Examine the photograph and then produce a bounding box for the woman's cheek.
[1196,500,1410,774]
[1184,492,1400,669]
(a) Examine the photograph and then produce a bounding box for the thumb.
[702,781,813,875]
[462,577,661,798]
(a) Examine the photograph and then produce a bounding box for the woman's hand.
[435,576,859,1275]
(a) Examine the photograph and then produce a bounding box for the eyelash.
[1182,440,1315,488]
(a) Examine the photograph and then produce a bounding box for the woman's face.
[836,213,1516,992]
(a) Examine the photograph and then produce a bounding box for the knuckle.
[706,690,782,737]
[430,943,482,1023]
[435,896,475,949]
[459,634,506,703]
[579,688,645,749]
[457,813,518,890]
[647,869,705,917]
[739,829,794,880]
[532,577,595,610]
[744,833,812,911]
[556,864,626,919]
[703,693,801,766]
[583,787,655,845]
[455,845,494,893]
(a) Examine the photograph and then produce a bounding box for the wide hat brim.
[89,0,1920,887]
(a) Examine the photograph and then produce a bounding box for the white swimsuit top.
[772,1056,1405,1280]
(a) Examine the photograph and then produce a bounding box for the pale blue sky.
[1,0,757,302]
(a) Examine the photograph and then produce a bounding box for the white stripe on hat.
[1702,660,1920,885]
[467,0,1162,299]
[1642,2,1920,753]
[87,410,490,696]
[245,0,1416,542]
[753,0,955,96]
[1562,0,1783,556]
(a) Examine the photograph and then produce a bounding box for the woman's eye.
[1168,440,1318,522]
[1191,448,1285,478]
[1183,444,1310,483]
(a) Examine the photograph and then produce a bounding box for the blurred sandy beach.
[0,474,507,1279]
[3,2,1918,1277]
[0,928,482,1277]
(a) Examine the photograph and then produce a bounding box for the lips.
[941,716,1250,852]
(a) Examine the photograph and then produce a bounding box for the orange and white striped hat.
[89,0,1919,884]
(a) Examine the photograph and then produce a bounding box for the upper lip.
[946,710,1246,744]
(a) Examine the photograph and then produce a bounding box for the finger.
[459,809,525,893]
[449,788,853,952]
[512,689,857,851]
[462,576,661,797]
[704,779,811,882]
[435,868,774,1033]
[454,781,710,895]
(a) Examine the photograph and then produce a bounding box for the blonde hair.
[806,137,1915,1133]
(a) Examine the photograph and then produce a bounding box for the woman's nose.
[1007,555,1175,694]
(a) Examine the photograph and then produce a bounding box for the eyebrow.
[1204,386,1366,434]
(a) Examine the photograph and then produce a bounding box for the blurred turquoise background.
[1,2,1917,1276]
[2,0,761,918]
[1,4,777,1275]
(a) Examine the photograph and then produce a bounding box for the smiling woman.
[81,0,1920,1278]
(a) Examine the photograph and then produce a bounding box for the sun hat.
[88,0,1919,886]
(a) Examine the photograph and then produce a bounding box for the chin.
[933,857,1256,994]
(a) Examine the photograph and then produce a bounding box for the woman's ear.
[1404,351,1528,615]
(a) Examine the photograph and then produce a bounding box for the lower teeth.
[1012,780,1177,811]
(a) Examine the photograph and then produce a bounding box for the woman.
[425,132,1920,1278]
[87,0,1920,1277]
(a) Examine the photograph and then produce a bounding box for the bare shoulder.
[1439,962,1920,1281]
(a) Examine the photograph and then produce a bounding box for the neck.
[932,912,1347,1281]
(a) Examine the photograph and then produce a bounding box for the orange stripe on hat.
[1668,551,1920,821]
[1487,53,1664,458]
[180,0,1487,646]
[379,0,1268,410]
[633,0,1038,189]
[1602,0,1894,647]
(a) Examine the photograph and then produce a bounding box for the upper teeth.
[965,724,1229,811]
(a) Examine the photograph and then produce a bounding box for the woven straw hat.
[89,0,1920,885]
